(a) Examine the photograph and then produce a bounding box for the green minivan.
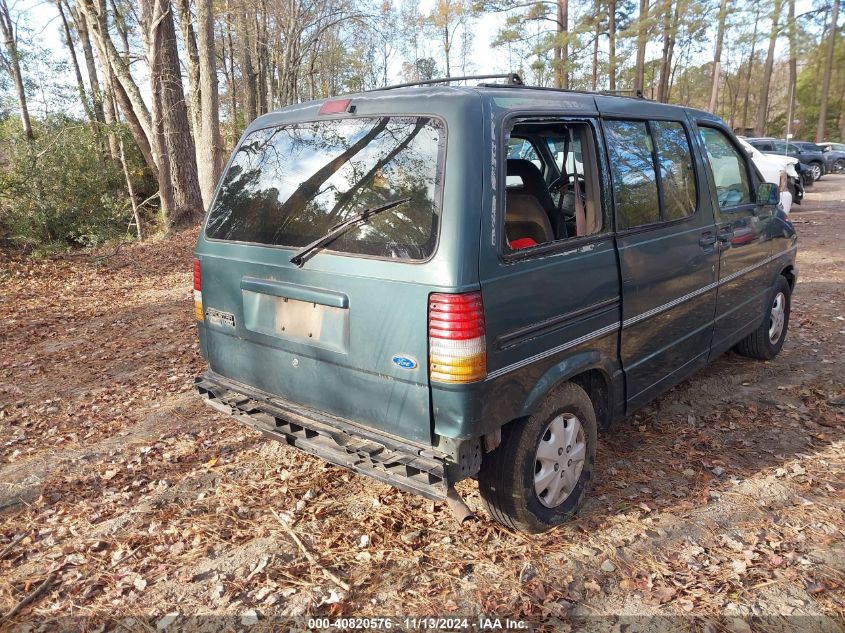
[193,77,797,532]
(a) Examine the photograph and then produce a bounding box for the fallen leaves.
[2,194,845,624]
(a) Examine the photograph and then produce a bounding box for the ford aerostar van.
[193,75,797,532]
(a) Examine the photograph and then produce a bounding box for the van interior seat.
[506,159,556,215]
[505,192,554,245]
[505,159,556,245]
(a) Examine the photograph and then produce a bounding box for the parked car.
[737,137,803,211]
[792,141,845,175]
[745,137,827,181]
[796,161,815,188]
[817,141,845,173]
[194,78,797,532]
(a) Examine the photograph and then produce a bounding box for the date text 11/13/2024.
[306,617,528,630]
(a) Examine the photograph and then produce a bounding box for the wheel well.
[781,265,796,290]
[569,369,611,430]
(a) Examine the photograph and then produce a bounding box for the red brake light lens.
[192,257,202,291]
[319,99,351,115]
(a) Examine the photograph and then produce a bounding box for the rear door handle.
[699,232,717,248]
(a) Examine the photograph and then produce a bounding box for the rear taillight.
[193,258,203,321]
[429,292,487,384]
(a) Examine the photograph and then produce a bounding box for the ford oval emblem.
[392,355,418,370]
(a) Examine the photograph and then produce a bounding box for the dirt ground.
[1,176,844,632]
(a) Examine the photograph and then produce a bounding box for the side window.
[651,121,697,221]
[605,120,660,229]
[503,121,603,252]
[698,127,752,208]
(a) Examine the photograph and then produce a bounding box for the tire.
[809,162,823,181]
[479,382,597,533]
[735,276,791,360]
[834,158,845,174]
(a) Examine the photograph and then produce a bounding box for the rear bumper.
[195,371,450,500]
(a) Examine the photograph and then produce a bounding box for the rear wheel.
[834,158,845,174]
[735,276,791,360]
[478,382,597,533]
[809,161,823,181]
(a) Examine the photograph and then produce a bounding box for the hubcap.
[811,164,822,180]
[769,291,786,344]
[534,413,586,508]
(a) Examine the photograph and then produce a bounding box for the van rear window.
[205,116,445,260]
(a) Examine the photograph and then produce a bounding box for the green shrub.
[0,115,151,249]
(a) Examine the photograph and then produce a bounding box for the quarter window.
[698,127,752,208]
[605,120,660,228]
[651,121,697,221]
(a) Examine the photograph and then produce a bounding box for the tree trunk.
[558,0,568,89]
[709,0,728,112]
[141,0,203,230]
[741,0,760,131]
[754,0,782,136]
[443,24,451,76]
[786,0,797,135]
[175,0,201,137]
[634,0,648,94]
[237,9,257,124]
[110,0,129,59]
[816,0,839,141]
[223,18,237,137]
[254,7,268,114]
[56,1,96,125]
[0,0,34,140]
[195,0,223,209]
[657,0,672,102]
[81,0,154,143]
[591,28,599,91]
[608,0,616,91]
[71,4,105,124]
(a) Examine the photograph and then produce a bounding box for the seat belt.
[571,131,587,237]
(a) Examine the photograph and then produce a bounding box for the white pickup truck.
[737,137,802,214]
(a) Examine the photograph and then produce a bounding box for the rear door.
[195,102,481,445]
[599,107,719,410]
[478,112,621,426]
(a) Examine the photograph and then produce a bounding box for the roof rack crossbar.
[372,73,523,91]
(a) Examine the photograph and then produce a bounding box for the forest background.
[0,0,842,249]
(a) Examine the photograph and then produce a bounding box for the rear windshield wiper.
[289,197,412,267]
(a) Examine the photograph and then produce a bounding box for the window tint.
[698,127,752,208]
[605,120,660,228]
[651,121,696,221]
[205,117,444,260]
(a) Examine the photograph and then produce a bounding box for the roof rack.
[366,73,650,101]
[473,81,649,100]
[599,89,645,98]
[374,73,523,91]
